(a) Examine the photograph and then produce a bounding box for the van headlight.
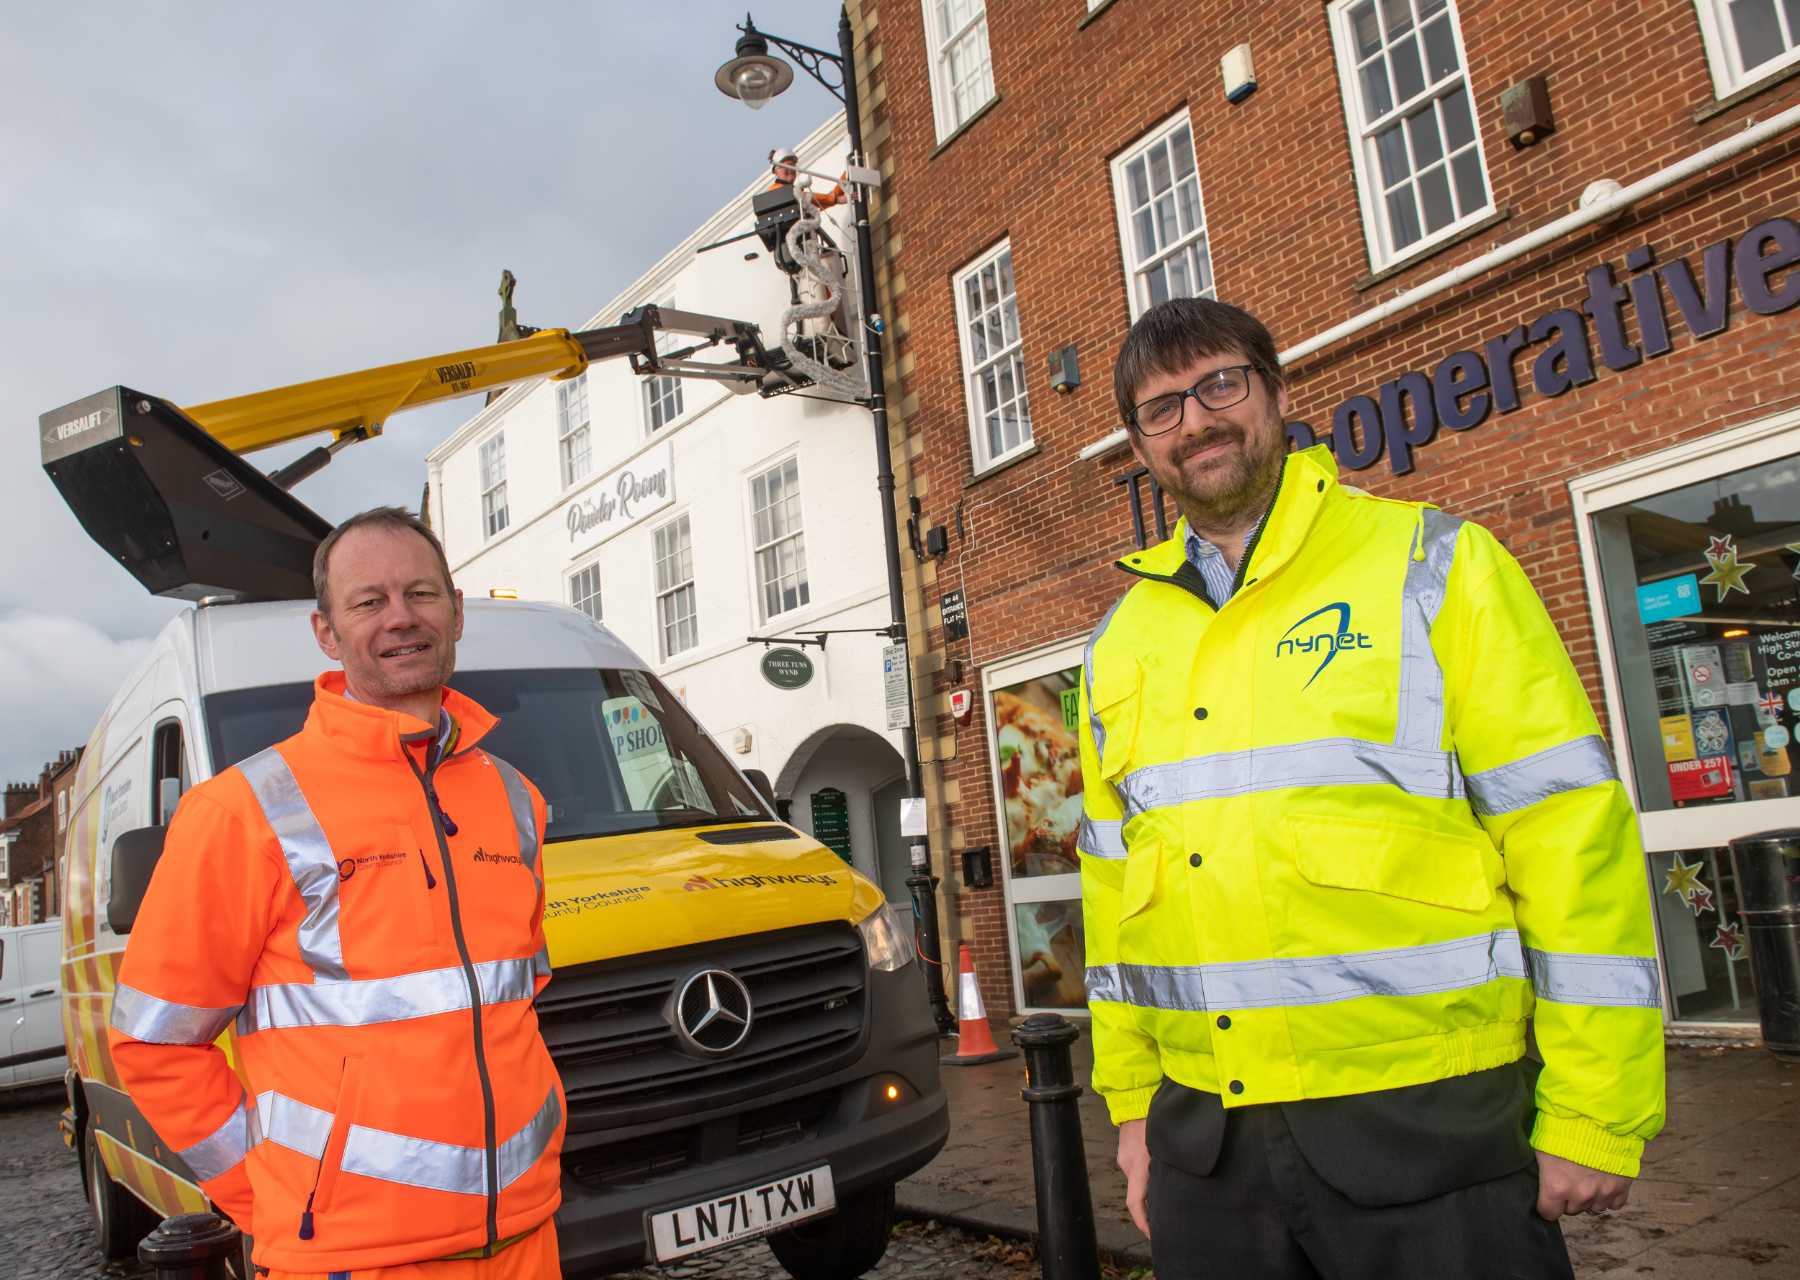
[856,902,917,972]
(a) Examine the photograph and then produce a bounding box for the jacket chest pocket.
[335,823,439,960]
[1090,670,1143,786]
[1287,811,1495,912]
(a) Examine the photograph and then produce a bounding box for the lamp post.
[718,9,955,1036]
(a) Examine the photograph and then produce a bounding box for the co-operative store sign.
[565,440,674,549]
[1287,214,1800,476]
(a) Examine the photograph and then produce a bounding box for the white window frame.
[652,512,698,660]
[748,454,810,623]
[1328,0,1495,272]
[643,298,686,436]
[1693,0,1800,98]
[567,558,603,623]
[952,240,1033,474]
[557,375,591,489]
[922,0,996,142]
[478,432,509,541]
[1110,109,1217,321]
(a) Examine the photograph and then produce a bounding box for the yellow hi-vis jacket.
[1078,445,1664,1178]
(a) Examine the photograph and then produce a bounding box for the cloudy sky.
[1,4,836,783]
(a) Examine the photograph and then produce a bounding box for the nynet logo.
[1275,602,1373,688]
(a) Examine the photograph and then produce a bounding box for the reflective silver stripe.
[237,956,539,1034]
[1085,929,1527,1011]
[1077,817,1126,859]
[111,983,239,1046]
[488,754,540,873]
[1465,735,1618,818]
[256,1090,333,1159]
[1118,737,1462,818]
[1394,510,1461,753]
[1084,596,1128,762]
[1526,947,1661,1008]
[532,946,552,980]
[178,1095,258,1182]
[341,1084,561,1195]
[239,747,347,981]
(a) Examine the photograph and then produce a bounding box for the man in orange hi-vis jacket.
[109,507,564,1279]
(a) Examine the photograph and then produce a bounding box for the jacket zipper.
[418,848,437,889]
[1228,463,1286,597]
[407,747,500,1248]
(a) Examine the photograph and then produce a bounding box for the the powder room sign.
[564,440,674,551]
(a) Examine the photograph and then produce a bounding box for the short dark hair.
[313,506,453,615]
[1113,297,1284,427]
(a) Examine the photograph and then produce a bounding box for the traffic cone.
[940,944,1018,1066]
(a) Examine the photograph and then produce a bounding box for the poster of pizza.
[1014,900,1087,1009]
[993,668,1085,879]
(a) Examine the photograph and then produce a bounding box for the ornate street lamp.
[716,9,955,1036]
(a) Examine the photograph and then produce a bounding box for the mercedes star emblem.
[669,967,754,1057]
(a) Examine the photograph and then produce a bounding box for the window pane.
[1390,36,1425,102]
[1419,165,1455,234]
[969,317,989,363]
[1176,176,1202,236]
[1167,253,1192,299]
[1441,84,1475,149]
[1731,0,1783,70]
[965,275,982,313]
[1171,127,1195,178]
[1148,143,1172,194]
[982,366,999,413]
[981,263,999,308]
[1351,1,1383,58]
[1127,157,1149,206]
[1147,261,1169,306]
[986,310,1004,355]
[1451,147,1486,215]
[1787,0,1800,43]
[1387,185,1423,250]
[1407,105,1444,167]
[1155,193,1179,246]
[997,251,1015,296]
[1419,0,1446,15]
[1422,14,1459,81]
[998,358,1016,407]
[1375,124,1409,187]
[1360,58,1394,119]
[1380,0,1413,36]
[986,412,1003,460]
[1193,238,1214,295]
[1133,207,1157,260]
[1002,296,1019,345]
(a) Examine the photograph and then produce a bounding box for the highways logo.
[471,846,522,866]
[1275,602,1373,688]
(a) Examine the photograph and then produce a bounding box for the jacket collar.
[304,671,498,763]
[1117,445,1340,593]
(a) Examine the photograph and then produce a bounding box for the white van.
[60,597,946,1275]
[1,918,66,1092]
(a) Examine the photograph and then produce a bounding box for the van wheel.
[83,1121,159,1259]
[767,1182,895,1280]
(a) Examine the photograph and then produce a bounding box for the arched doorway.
[778,724,909,926]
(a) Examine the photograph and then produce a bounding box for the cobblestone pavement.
[0,1087,1101,1280]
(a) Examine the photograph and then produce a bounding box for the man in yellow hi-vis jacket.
[1080,298,1663,1278]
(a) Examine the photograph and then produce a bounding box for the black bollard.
[137,1212,242,1280]
[1013,1013,1102,1280]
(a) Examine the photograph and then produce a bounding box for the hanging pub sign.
[940,590,968,641]
[759,646,815,690]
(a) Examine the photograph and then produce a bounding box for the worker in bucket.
[1079,297,1663,1279]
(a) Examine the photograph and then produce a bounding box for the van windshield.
[202,668,767,843]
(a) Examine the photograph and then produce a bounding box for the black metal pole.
[1013,1014,1102,1280]
[837,5,954,1035]
[138,1212,242,1280]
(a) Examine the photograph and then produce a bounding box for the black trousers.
[1146,1099,1574,1280]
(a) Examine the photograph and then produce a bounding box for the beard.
[1156,418,1285,532]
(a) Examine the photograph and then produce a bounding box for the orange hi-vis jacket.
[110,673,564,1273]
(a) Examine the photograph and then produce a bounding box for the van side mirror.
[108,826,168,935]
[743,768,777,811]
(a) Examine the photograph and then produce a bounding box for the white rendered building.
[426,115,916,921]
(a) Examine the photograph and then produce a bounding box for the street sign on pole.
[882,643,911,731]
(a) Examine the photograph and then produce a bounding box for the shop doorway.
[1573,409,1800,1030]
[982,641,1090,1015]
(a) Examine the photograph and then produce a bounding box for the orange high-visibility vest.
[110,673,563,1273]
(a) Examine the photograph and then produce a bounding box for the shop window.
[1111,112,1215,319]
[1328,0,1493,270]
[653,514,697,659]
[1694,0,1800,97]
[1582,444,1800,1024]
[953,242,1032,473]
[750,456,810,621]
[568,561,602,623]
[924,0,996,142]
[985,651,1088,1012]
[557,376,592,489]
[479,432,509,540]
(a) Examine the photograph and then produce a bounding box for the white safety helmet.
[769,146,799,170]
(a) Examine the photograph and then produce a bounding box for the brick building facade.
[845,0,1800,1032]
[1,749,79,925]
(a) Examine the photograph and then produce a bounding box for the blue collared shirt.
[1184,514,1265,609]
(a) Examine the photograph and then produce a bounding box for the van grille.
[536,922,867,1131]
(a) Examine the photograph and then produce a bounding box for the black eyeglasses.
[1127,364,1256,435]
